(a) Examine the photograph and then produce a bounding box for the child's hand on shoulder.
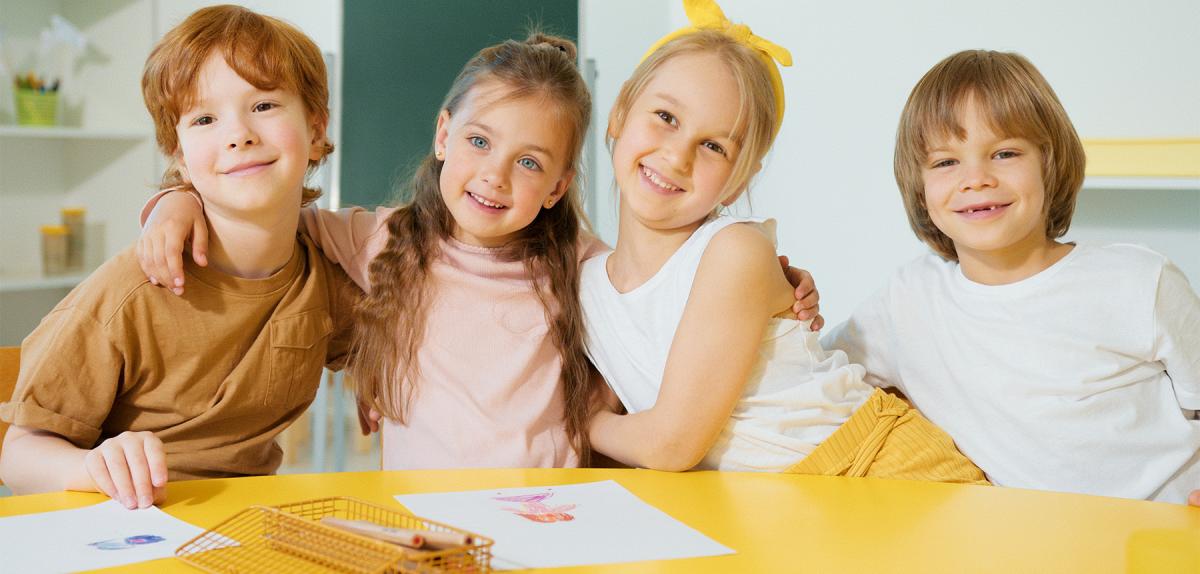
[83,431,167,509]
[778,255,823,330]
[137,191,208,296]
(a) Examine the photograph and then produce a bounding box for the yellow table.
[2,468,1198,573]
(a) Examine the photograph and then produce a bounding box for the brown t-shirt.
[0,235,356,480]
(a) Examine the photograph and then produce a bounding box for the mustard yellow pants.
[787,388,989,485]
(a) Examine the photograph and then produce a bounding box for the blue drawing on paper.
[89,534,167,550]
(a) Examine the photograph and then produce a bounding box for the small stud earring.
[435,150,444,160]
[544,199,556,209]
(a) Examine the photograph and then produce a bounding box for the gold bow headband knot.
[642,0,792,133]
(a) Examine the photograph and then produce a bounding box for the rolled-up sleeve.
[0,307,123,448]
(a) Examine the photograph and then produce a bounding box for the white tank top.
[581,215,874,471]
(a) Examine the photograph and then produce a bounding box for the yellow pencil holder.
[14,88,59,126]
[176,496,494,573]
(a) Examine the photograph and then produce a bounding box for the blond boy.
[825,50,1200,504]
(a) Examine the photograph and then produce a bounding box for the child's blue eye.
[931,159,956,168]
[655,110,677,126]
[253,102,276,112]
[703,141,726,156]
[469,136,488,149]
[192,115,214,127]
[994,150,1020,160]
[518,157,541,171]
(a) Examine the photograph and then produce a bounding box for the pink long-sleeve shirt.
[300,206,603,469]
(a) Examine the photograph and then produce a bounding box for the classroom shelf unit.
[1081,139,1200,180]
[0,125,150,141]
[1080,139,1200,191]
[1083,176,1200,192]
[0,0,158,346]
[0,272,92,293]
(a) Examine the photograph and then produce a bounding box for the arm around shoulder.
[137,190,208,293]
[298,205,396,289]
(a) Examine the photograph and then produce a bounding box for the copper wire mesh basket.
[175,496,493,573]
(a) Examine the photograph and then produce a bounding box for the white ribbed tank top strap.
[580,214,771,413]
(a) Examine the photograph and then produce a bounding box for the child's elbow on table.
[636,430,709,472]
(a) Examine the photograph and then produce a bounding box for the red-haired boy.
[0,5,355,508]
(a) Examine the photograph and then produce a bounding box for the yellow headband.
[641,0,792,134]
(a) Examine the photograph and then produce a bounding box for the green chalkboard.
[340,1,578,208]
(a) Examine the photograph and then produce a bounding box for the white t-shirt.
[581,215,874,471]
[823,243,1200,502]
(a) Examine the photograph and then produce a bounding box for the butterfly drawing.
[493,491,577,523]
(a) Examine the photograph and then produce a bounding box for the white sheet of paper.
[0,500,205,573]
[394,480,734,569]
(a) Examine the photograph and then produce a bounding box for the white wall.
[154,1,338,53]
[584,0,1200,327]
[579,0,672,245]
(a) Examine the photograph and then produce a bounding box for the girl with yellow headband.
[581,0,987,482]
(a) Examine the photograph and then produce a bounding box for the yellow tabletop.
[2,468,1198,573]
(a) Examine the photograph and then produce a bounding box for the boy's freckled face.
[920,97,1049,261]
[609,52,741,233]
[173,53,323,218]
[434,82,573,248]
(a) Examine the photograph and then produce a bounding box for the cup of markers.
[14,73,60,126]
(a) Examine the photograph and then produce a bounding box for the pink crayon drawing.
[494,491,577,523]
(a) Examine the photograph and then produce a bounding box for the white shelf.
[1083,176,1200,191]
[0,272,88,293]
[0,125,150,141]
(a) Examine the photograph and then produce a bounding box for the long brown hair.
[348,33,598,464]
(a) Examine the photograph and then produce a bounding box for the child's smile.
[954,201,1012,220]
[221,159,276,177]
[610,52,741,234]
[174,53,324,217]
[919,95,1071,282]
[466,191,508,211]
[639,164,685,196]
[434,81,572,248]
